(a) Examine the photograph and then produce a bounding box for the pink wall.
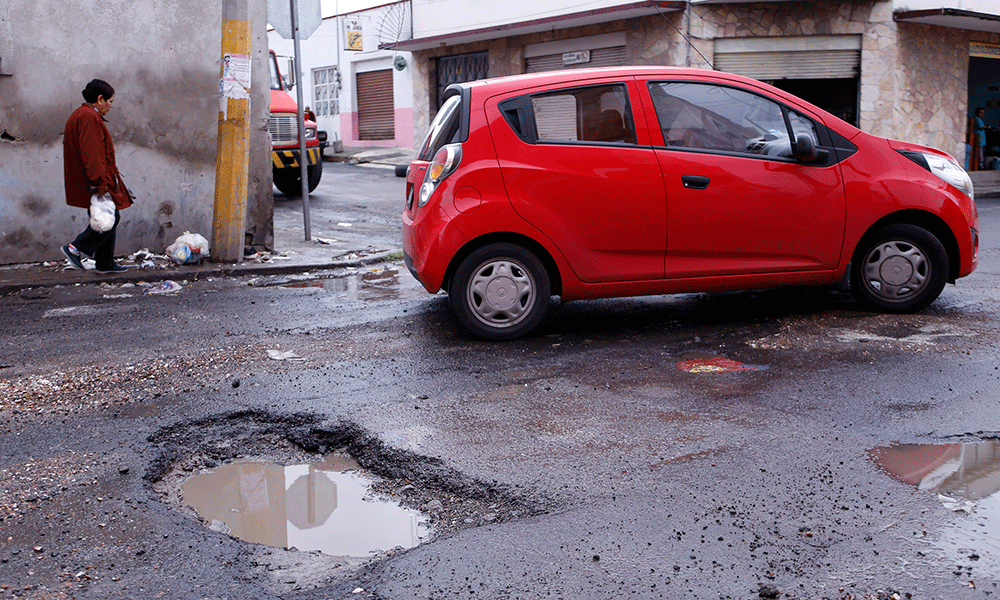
[340,107,414,148]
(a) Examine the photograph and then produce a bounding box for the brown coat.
[63,103,133,209]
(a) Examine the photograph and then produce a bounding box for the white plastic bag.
[88,193,116,232]
[165,232,210,265]
[175,232,209,255]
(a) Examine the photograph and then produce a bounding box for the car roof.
[455,66,862,137]
[461,66,761,92]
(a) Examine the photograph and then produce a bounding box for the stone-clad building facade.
[396,1,1000,165]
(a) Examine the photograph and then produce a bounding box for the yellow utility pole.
[212,17,252,263]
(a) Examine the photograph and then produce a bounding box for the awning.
[894,7,1000,32]
[382,1,685,51]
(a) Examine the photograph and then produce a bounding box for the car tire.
[449,243,550,340]
[851,224,948,312]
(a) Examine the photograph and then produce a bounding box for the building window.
[313,66,340,117]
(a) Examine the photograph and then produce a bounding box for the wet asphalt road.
[1,166,999,599]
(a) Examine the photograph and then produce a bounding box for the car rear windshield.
[418,94,462,161]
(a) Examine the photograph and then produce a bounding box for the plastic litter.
[144,280,182,295]
[267,349,305,361]
[939,493,976,514]
[166,232,210,265]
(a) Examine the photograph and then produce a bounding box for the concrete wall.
[0,0,271,265]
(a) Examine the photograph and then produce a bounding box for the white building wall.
[268,1,414,149]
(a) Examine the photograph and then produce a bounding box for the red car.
[402,67,978,340]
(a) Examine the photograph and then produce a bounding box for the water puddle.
[276,267,427,301]
[870,440,1000,574]
[181,454,431,557]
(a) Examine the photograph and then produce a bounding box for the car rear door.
[639,78,846,279]
[486,78,666,283]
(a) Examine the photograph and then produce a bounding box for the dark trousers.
[72,209,120,269]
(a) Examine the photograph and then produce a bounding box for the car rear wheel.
[851,224,948,312]
[449,243,550,340]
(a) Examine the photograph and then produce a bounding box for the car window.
[649,82,805,158]
[418,94,462,161]
[529,84,637,145]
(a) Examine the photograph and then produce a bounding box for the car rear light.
[419,143,462,207]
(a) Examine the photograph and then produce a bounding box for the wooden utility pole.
[212,1,252,263]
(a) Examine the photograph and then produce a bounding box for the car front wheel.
[851,224,948,312]
[449,243,550,340]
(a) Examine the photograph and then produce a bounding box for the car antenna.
[650,2,717,70]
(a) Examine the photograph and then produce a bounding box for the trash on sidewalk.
[129,248,169,270]
[166,232,210,265]
[144,280,183,295]
[267,349,305,361]
[314,237,337,245]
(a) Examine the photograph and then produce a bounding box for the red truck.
[269,50,325,196]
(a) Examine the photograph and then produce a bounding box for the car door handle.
[682,175,711,190]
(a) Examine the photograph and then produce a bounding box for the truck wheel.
[449,243,550,340]
[273,168,301,197]
[273,161,322,197]
[850,224,948,312]
[307,158,322,192]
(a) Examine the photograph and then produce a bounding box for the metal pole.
[290,0,312,240]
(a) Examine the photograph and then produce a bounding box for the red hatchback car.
[402,67,979,340]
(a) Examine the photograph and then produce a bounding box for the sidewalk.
[0,147,415,295]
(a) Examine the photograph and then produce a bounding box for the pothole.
[147,410,547,586]
[870,439,1000,575]
[181,453,432,557]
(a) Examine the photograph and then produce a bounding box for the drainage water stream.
[870,440,1000,576]
[276,266,429,302]
[181,454,431,557]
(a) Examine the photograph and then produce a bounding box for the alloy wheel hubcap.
[468,259,535,326]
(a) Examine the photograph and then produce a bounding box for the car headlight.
[899,150,973,199]
[305,127,317,141]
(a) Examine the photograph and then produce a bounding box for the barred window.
[312,66,340,116]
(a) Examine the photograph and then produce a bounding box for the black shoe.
[95,263,128,273]
[61,245,85,271]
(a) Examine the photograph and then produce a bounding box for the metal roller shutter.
[526,46,627,73]
[357,69,394,140]
[714,36,861,81]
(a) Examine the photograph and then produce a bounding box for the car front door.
[642,80,846,279]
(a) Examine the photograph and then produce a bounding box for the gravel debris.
[0,452,99,523]
[0,346,257,421]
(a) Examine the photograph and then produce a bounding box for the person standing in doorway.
[61,79,134,273]
[973,107,993,171]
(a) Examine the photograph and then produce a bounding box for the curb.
[0,250,402,295]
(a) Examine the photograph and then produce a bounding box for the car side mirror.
[793,132,828,163]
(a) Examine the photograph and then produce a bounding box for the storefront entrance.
[969,43,1000,171]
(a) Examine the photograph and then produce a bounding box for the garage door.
[357,69,394,141]
[525,31,627,74]
[714,35,861,80]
